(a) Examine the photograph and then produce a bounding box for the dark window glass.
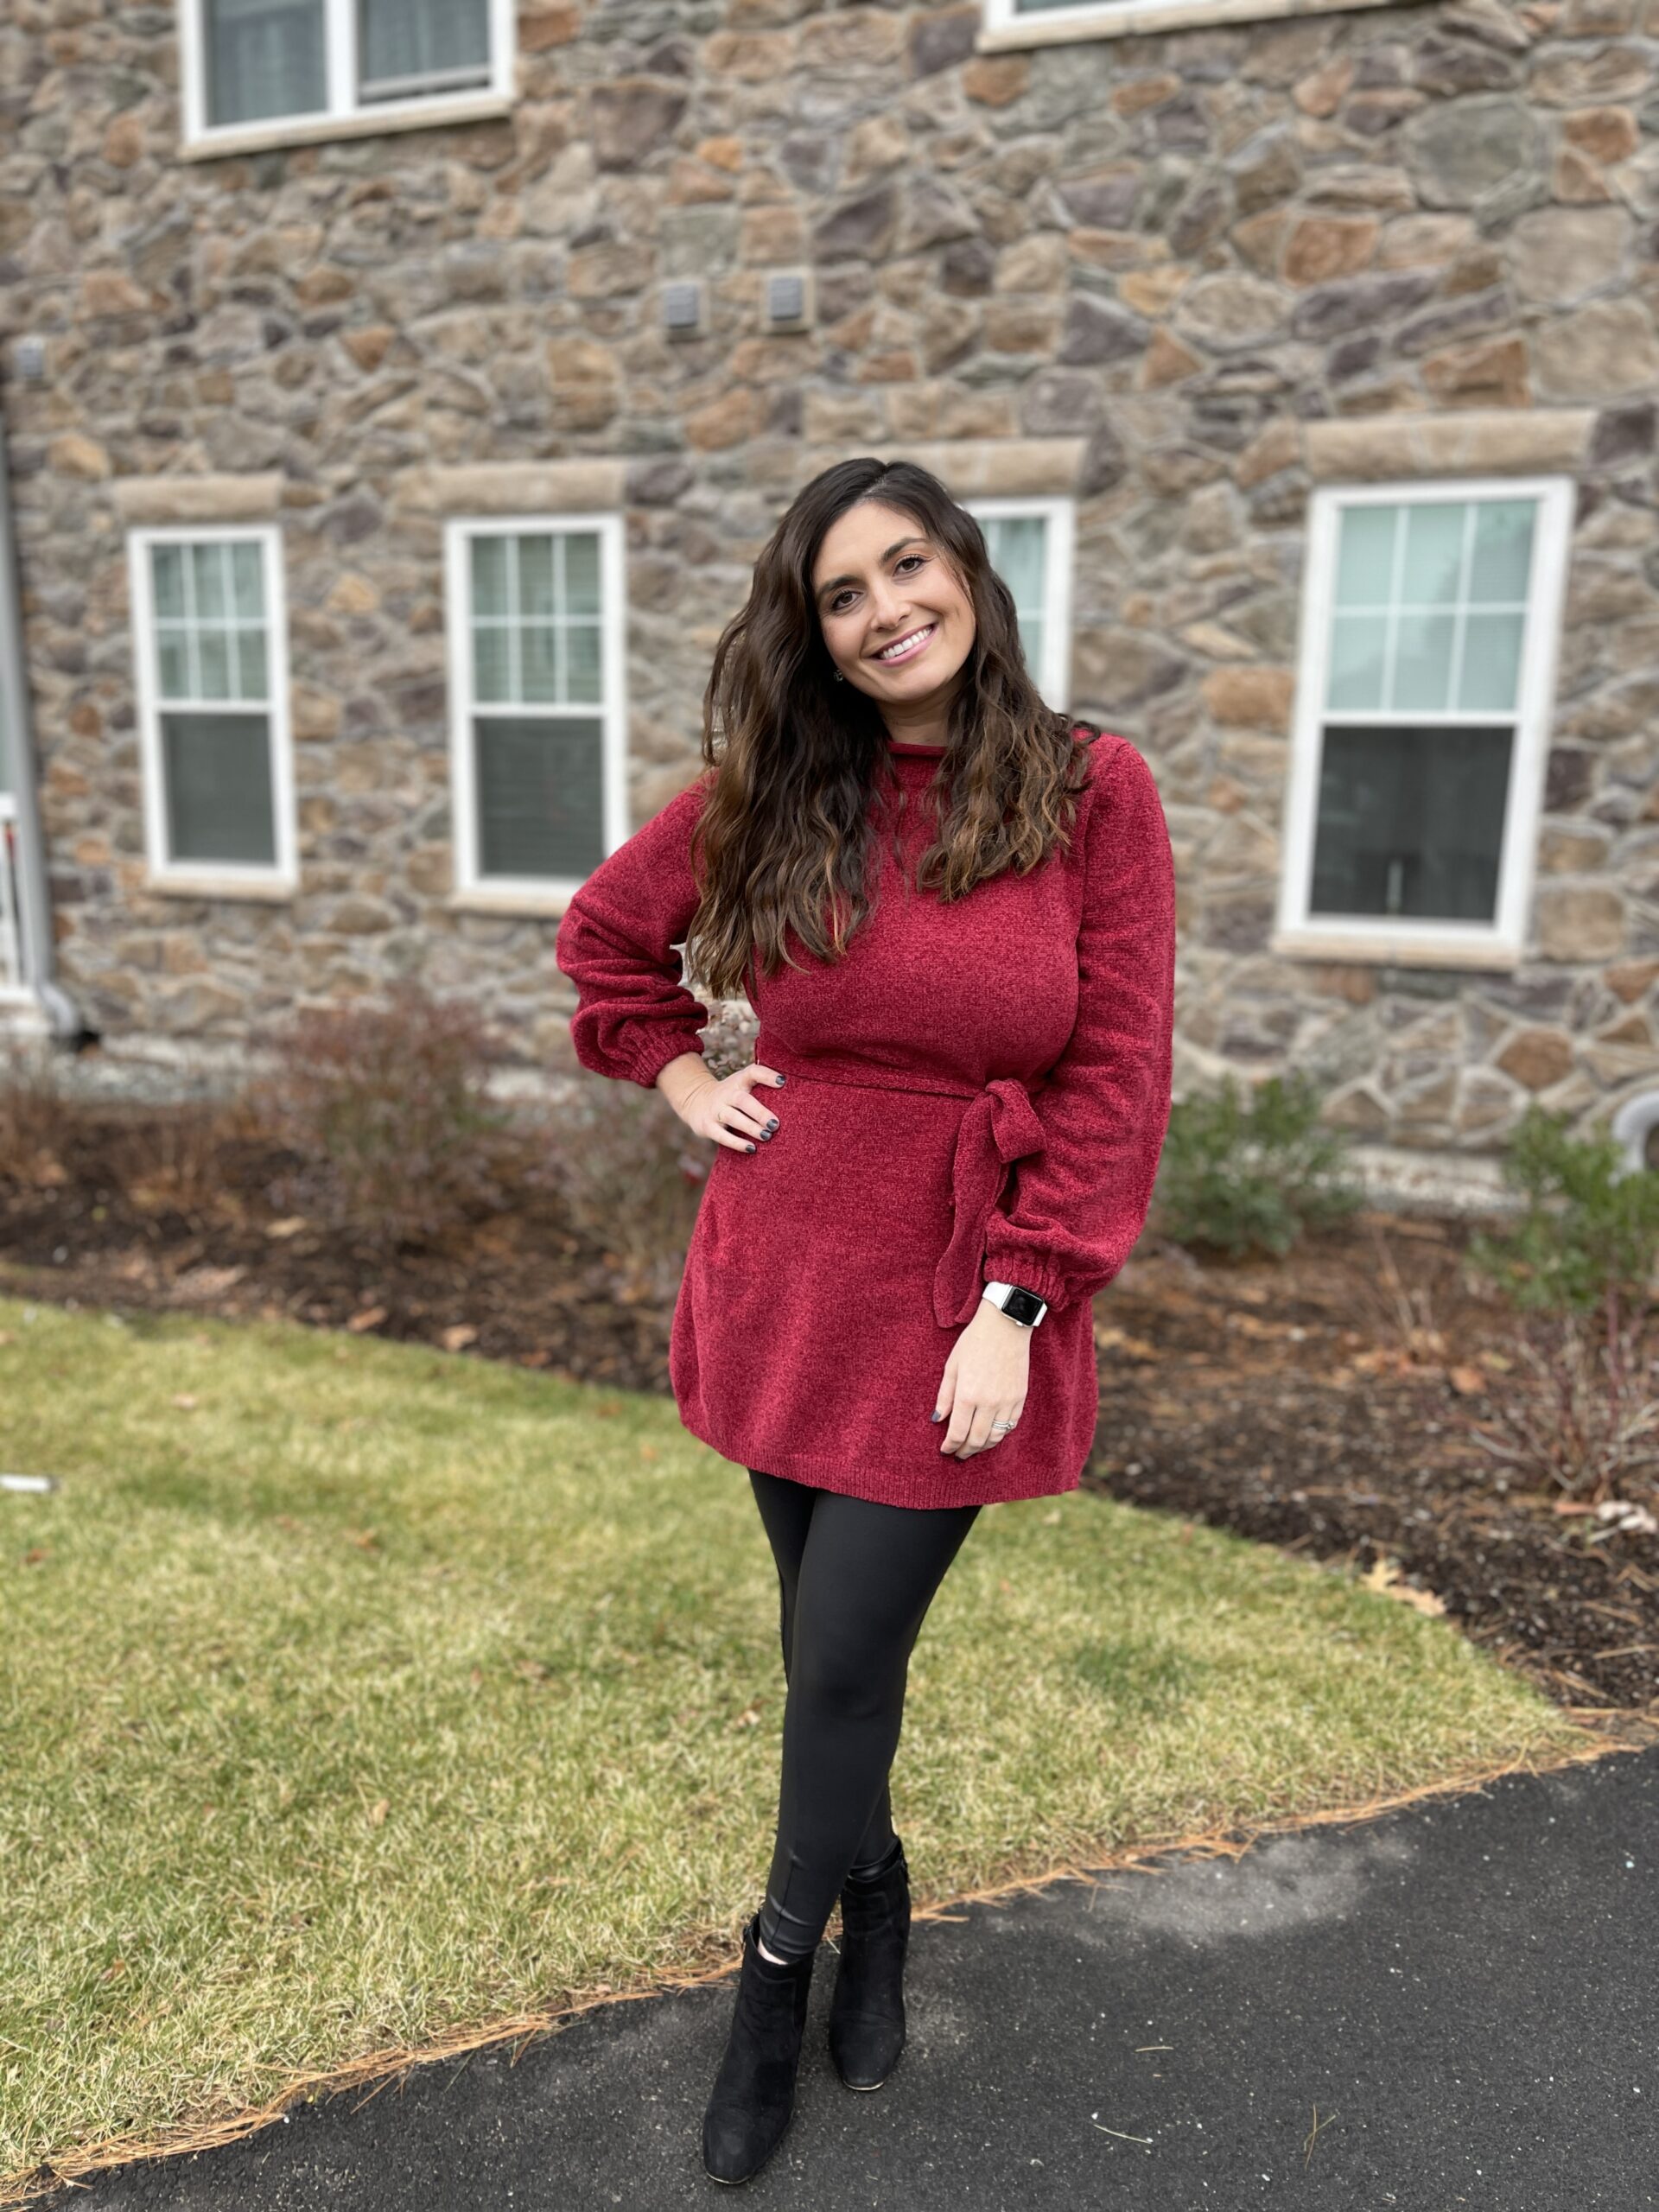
[474,715,604,880]
[162,710,277,866]
[359,0,491,99]
[1309,725,1512,924]
[206,0,327,126]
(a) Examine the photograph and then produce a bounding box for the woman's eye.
[827,553,926,613]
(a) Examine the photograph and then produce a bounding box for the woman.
[555,456,1176,2185]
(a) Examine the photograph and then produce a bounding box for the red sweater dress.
[554,728,1177,1510]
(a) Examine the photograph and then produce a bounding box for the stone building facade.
[2,0,1658,1179]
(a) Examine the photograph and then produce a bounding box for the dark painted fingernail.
[929,1410,941,1422]
[747,1142,757,1153]
[766,1117,779,1130]
[774,1074,785,1085]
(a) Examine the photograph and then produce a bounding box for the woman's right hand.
[656,1053,785,1154]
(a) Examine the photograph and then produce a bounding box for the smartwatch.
[982,1280,1048,1328]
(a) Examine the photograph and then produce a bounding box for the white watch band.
[982,1280,1047,1327]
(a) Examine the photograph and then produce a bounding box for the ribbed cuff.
[628,1033,706,1091]
[982,1253,1072,1314]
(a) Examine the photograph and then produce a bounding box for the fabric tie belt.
[753,1040,1047,1329]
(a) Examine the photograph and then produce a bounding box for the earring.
[833,671,843,683]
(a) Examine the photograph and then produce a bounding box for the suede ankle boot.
[828,1836,910,2091]
[702,1911,817,2185]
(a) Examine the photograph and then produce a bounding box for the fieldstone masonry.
[3,0,1659,1166]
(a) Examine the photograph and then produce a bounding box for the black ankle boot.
[702,1911,817,2185]
[828,1836,910,2091]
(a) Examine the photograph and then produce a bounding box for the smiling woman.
[555,453,1177,2181]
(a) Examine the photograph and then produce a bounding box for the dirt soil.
[3,1113,1656,1726]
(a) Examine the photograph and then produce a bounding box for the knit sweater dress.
[554,728,1177,1510]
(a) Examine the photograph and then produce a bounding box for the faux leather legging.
[747,1467,982,1963]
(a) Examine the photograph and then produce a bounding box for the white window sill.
[1271,928,1520,972]
[179,93,513,163]
[448,887,576,919]
[145,873,296,903]
[977,0,1414,48]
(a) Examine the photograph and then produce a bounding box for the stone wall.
[2,0,1657,1155]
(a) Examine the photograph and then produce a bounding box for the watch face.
[1001,1286,1046,1326]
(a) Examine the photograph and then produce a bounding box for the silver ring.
[992,1419,1019,1433]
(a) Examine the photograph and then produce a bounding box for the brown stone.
[1294,57,1355,118]
[1234,418,1301,488]
[1376,213,1477,269]
[546,336,620,430]
[1563,105,1640,163]
[1307,964,1378,1005]
[520,4,579,48]
[1140,327,1204,388]
[1598,1009,1654,1045]
[102,114,143,168]
[684,387,760,448]
[963,55,1028,106]
[1509,205,1630,306]
[1230,210,1288,275]
[1119,266,1189,316]
[800,9,904,67]
[343,326,395,372]
[81,269,149,316]
[1114,73,1181,116]
[1284,215,1379,287]
[1605,960,1659,1001]
[1201,667,1296,731]
[48,432,110,480]
[741,205,808,263]
[1553,146,1617,203]
[1495,1027,1575,1090]
[983,298,1060,352]
[1421,335,1530,407]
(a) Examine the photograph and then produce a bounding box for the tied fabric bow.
[931,1077,1047,1328]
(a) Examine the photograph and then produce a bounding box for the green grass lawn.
[0,1293,1588,2192]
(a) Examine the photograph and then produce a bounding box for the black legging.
[747,1467,982,1962]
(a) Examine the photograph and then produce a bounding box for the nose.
[868,578,912,633]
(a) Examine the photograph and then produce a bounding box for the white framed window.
[1275,476,1574,969]
[967,495,1074,712]
[443,515,629,904]
[127,524,297,894]
[177,0,515,153]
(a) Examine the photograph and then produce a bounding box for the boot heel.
[828,1837,911,2092]
[702,1912,817,2184]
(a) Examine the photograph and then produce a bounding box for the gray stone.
[812,185,896,264]
[1509,206,1631,307]
[1403,97,1540,209]
[1288,270,1436,342]
[1057,295,1150,366]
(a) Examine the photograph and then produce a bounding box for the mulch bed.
[3,1107,1656,1729]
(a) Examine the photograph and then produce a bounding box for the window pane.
[236,626,269,702]
[518,536,556,621]
[230,541,264,620]
[563,532,601,618]
[1327,613,1388,712]
[520,624,560,704]
[359,0,490,95]
[157,627,192,699]
[190,542,230,621]
[1310,725,1512,924]
[470,536,510,620]
[196,630,233,701]
[1392,611,1456,713]
[1470,501,1535,603]
[1459,613,1525,713]
[474,716,605,880]
[206,0,325,128]
[1402,502,1466,609]
[1334,505,1397,607]
[162,710,277,866]
[983,515,1047,615]
[564,623,603,704]
[152,544,187,620]
[473,624,512,703]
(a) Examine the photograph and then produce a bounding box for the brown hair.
[684,455,1098,1001]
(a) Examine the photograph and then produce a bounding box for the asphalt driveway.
[50,1743,1657,2212]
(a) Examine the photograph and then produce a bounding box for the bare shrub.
[1468,1285,1659,1505]
[534,1072,709,1306]
[0,1037,67,1188]
[248,981,529,1250]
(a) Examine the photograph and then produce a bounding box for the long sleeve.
[554,774,715,1090]
[982,737,1176,1316]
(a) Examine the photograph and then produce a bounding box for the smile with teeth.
[873,622,937,664]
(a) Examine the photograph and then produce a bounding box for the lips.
[871,621,937,665]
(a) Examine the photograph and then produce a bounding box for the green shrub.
[1468,1104,1659,1313]
[1153,1071,1363,1259]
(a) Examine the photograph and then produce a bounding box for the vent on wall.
[661,279,705,338]
[764,270,813,332]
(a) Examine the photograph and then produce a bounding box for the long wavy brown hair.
[683,456,1100,1000]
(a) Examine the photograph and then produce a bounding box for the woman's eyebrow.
[814,537,925,602]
